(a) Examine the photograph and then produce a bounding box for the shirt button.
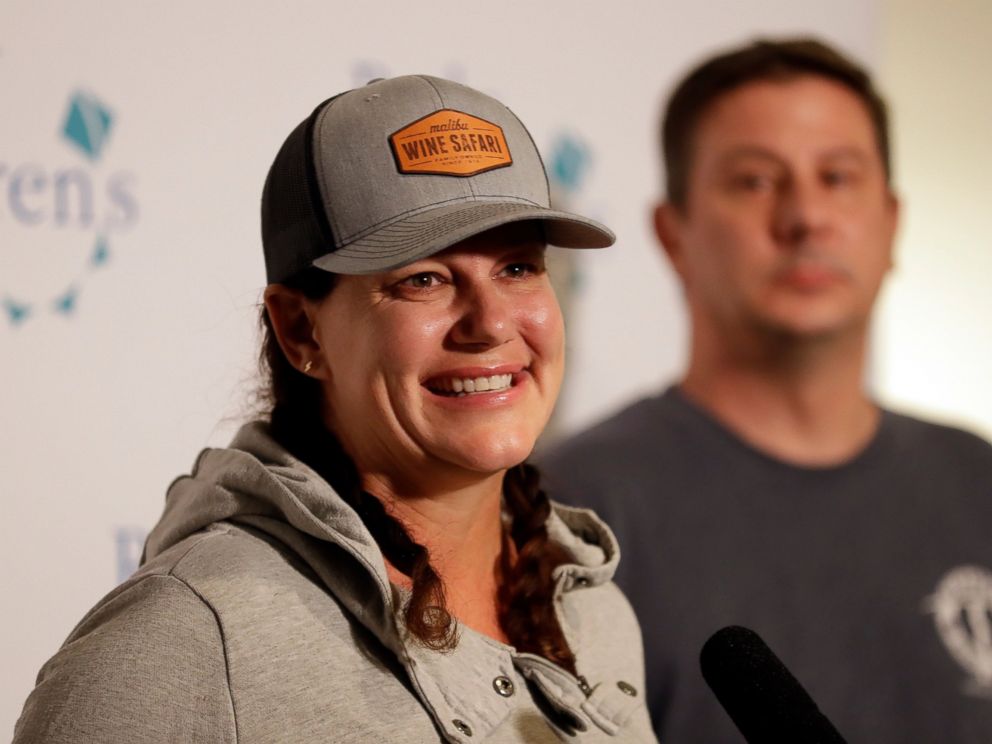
[617,680,638,697]
[452,719,473,736]
[493,675,515,697]
[575,576,591,588]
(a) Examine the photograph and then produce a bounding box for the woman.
[15,76,655,742]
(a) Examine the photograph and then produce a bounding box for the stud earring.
[303,360,313,374]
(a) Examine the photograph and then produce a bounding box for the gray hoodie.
[14,422,656,743]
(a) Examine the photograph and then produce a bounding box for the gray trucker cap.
[261,75,615,283]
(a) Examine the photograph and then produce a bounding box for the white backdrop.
[874,0,992,440]
[1,0,880,733]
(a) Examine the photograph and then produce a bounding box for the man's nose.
[772,178,831,247]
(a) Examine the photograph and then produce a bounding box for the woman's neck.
[366,470,511,643]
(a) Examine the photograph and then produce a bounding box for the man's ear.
[263,285,324,377]
[884,189,901,272]
[653,200,687,279]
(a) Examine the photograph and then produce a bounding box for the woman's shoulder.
[14,552,238,743]
[14,523,318,743]
[141,520,313,595]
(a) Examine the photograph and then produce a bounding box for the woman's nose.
[449,281,514,349]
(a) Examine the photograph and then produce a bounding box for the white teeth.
[433,373,514,396]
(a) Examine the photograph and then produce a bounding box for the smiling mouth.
[426,373,516,397]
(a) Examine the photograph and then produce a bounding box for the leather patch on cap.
[390,109,512,177]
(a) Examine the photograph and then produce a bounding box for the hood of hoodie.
[144,421,621,652]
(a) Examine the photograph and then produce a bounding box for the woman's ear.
[263,285,324,378]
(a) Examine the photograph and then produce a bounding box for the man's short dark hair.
[662,37,892,209]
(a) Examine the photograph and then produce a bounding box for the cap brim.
[311,200,615,275]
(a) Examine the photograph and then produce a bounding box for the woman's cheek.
[525,296,565,351]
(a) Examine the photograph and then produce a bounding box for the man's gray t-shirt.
[540,387,992,743]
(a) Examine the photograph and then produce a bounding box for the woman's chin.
[434,432,538,476]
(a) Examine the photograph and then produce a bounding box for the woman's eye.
[502,262,540,279]
[400,272,442,289]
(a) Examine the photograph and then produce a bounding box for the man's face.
[659,75,898,343]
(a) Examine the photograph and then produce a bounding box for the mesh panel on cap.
[261,104,338,284]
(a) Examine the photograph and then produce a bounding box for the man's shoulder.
[537,388,701,512]
[543,389,686,463]
[883,407,992,464]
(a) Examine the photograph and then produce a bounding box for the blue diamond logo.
[91,235,110,267]
[549,135,590,194]
[3,296,32,326]
[53,285,79,315]
[62,91,114,160]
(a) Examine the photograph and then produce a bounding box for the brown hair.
[260,267,577,672]
[662,37,892,209]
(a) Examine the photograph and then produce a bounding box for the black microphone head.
[700,626,846,744]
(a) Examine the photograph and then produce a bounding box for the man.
[541,38,992,742]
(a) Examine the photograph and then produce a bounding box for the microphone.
[700,626,846,743]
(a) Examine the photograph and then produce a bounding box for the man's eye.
[822,169,857,187]
[731,173,775,192]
